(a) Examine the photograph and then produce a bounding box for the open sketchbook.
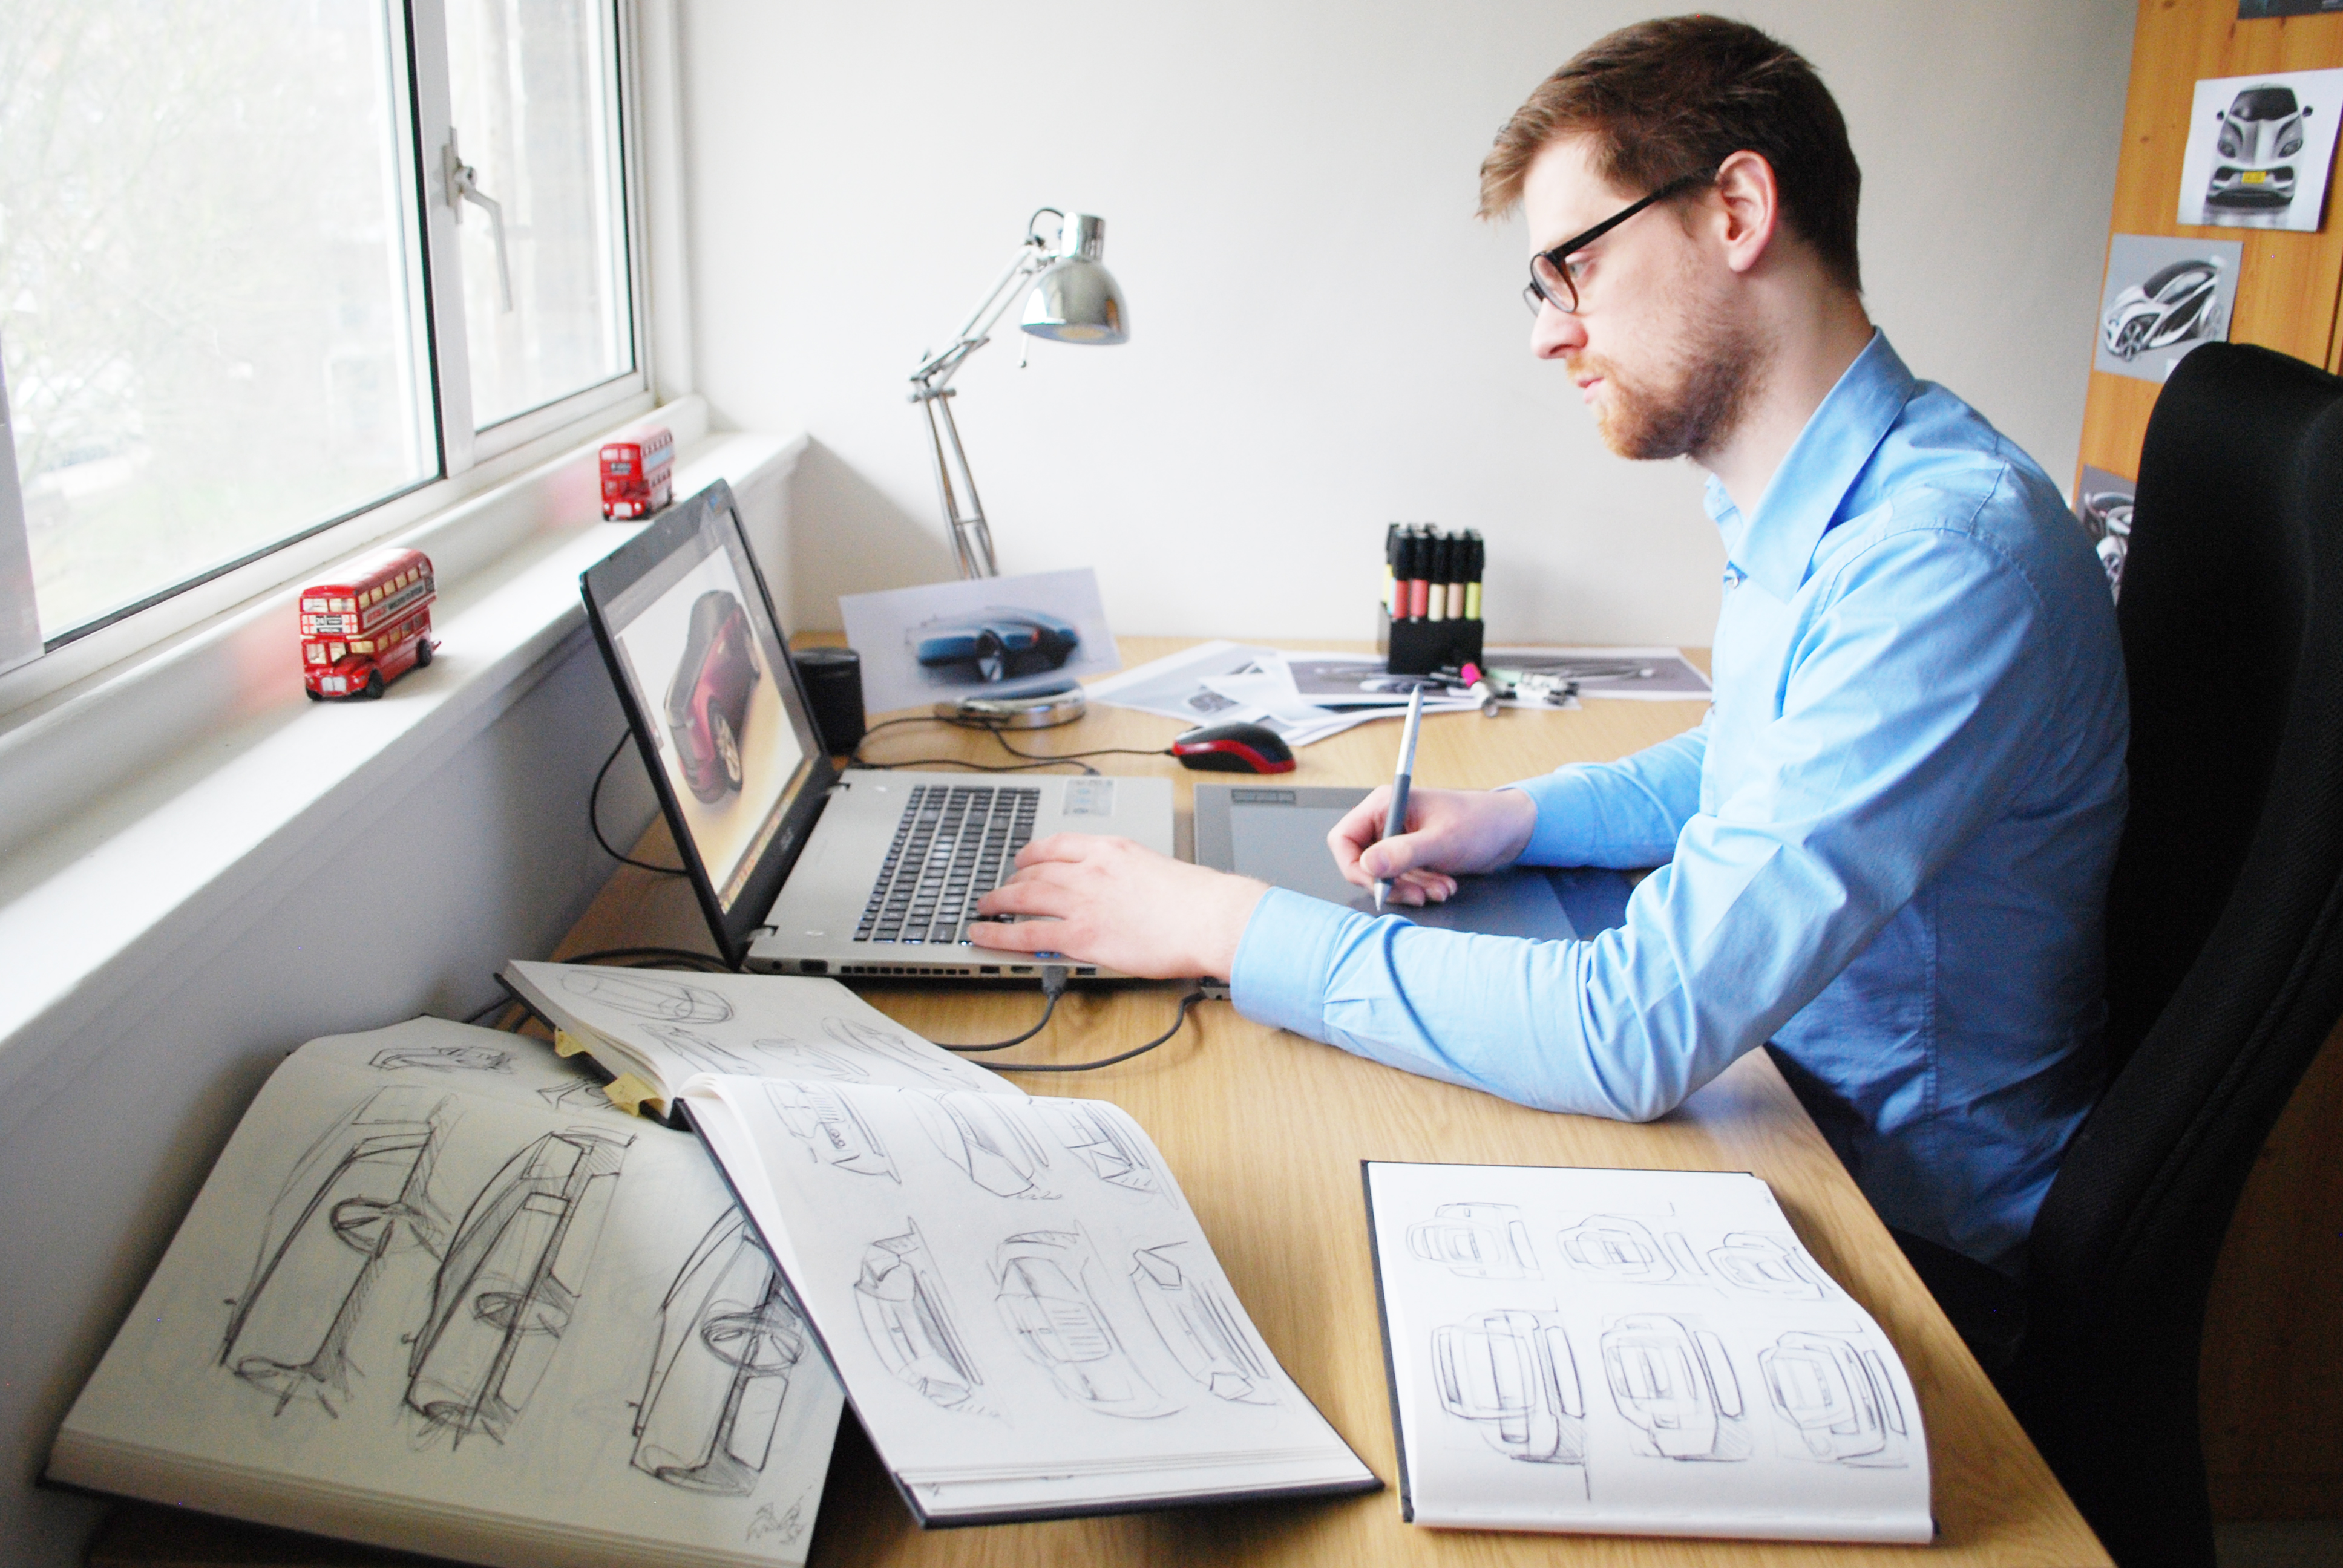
[48,1018,847,1568]
[505,962,1380,1525]
[1363,1161,1932,1544]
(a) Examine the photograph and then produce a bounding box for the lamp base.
[939,684,1087,729]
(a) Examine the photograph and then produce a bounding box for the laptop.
[580,480,1173,979]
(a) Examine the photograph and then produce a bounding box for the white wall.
[682,0,2136,646]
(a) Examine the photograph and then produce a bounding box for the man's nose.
[1530,299,1584,359]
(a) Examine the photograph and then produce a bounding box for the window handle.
[442,129,514,313]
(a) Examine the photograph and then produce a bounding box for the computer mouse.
[1171,721,1297,773]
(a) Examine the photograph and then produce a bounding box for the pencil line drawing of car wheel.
[993,1228,1175,1418]
[1758,1330,1909,1465]
[911,1091,1055,1199]
[1600,1314,1752,1462]
[1034,1100,1164,1199]
[854,1218,984,1412]
[369,1044,514,1074]
[1706,1232,1830,1299]
[560,969,735,1024]
[1130,1243,1277,1405]
[821,1016,962,1085]
[1558,1215,1703,1286]
[632,1209,808,1494]
[404,1127,633,1445]
[220,1089,451,1417]
[763,1081,899,1181]
[1408,1202,1540,1280]
[1432,1309,1588,1481]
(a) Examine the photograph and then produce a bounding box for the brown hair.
[1480,15,1861,293]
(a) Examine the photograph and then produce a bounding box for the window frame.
[0,0,656,685]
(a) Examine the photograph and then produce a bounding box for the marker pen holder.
[1384,612,1484,675]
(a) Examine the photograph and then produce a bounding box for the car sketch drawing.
[219,1089,451,1416]
[1600,1314,1752,1462]
[1408,1203,1539,1280]
[369,1044,513,1074]
[646,1024,761,1076]
[404,1127,632,1443]
[2206,83,2309,214]
[1432,1310,1588,1480]
[632,1209,809,1494]
[911,1091,1055,1199]
[1035,1100,1164,1199]
[1130,1243,1276,1405]
[1557,1215,1706,1286]
[908,607,1080,685]
[752,1038,871,1082]
[763,1081,899,1181]
[993,1228,1173,1418]
[821,1016,962,1085]
[560,969,735,1024]
[854,1218,984,1411]
[2101,257,2225,362]
[1759,1330,1910,1466]
[1706,1233,1830,1299]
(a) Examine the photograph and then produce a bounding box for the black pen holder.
[1384,613,1483,675]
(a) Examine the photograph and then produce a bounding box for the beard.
[1574,299,1766,463]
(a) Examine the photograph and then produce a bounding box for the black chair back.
[2012,343,2343,1567]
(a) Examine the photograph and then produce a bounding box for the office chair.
[1988,342,2343,1568]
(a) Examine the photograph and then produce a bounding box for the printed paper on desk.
[1483,647,1711,701]
[839,568,1120,716]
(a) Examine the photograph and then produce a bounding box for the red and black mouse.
[1170,720,1297,773]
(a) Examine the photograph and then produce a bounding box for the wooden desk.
[92,639,2108,1568]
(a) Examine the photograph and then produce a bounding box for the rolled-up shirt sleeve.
[1229,524,2063,1123]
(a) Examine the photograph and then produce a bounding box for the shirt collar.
[1703,330,1918,601]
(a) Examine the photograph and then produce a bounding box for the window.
[0,0,644,652]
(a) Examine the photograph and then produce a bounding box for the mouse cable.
[591,733,688,875]
[849,714,1173,776]
[986,986,1208,1074]
[936,963,1070,1051]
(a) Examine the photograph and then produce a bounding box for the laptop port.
[980,965,1000,975]
[800,959,827,975]
[1076,967,1096,977]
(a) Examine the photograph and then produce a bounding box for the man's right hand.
[1328,785,1540,906]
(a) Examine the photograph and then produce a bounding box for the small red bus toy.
[300,547,437,700]
[601,425,673,520]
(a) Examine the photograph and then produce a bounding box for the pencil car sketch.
[1707,1233,1830,1299]
[994,1229,1173,1418]
[764,1082,899,1181]
[220,1089,450,1416]
[1558,1215,1706,1286]
[404,1127,633,1443]
[1759,1331,1909,1465]
[1130,1243,1276,1404]
[1408,1203,1539,1280]
[370,1044,514,1074]
[855,1219,984,1411]
[912,1091,1054,1199]
[561,969,735,1024]
[1600,1314,1751,1462]
[822,1016,962,1085]
[1432,1310,1588,1476]
[1035,1100,1163,1198]
[645,1024,761,1076]
[752,1039,871,1082]
[632,1210,809,1494]
[536,1080,615,1114]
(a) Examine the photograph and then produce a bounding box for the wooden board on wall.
[2077,0,2343,486]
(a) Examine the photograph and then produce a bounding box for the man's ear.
[1711,149,1781,275]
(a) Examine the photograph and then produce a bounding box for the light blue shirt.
[1231,333,2126,1276]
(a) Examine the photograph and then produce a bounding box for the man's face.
[1521,135,1760,463]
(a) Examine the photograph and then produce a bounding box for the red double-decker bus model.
[601,425,674,520]
[299,547,437,700]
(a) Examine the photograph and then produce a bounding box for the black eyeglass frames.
[1522,171,1711,316]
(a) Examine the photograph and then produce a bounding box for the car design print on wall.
[908,607,1080,684]
[665,590,762,803]
[2102,258,2225,362]
[2206,84,2310,212]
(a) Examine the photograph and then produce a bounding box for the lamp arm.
[909,240,1049,391]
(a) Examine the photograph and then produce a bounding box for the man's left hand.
[968,834,1268,980]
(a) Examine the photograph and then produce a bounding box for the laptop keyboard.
[854,785,1041,944]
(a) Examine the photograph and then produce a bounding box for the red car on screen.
[665,590,761,802]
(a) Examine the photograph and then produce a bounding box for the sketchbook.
[1362,1161,1932,1544]
[506,962,1381,1526]
[47,1017,848,1568]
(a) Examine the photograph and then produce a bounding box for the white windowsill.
[0,403,805,1101]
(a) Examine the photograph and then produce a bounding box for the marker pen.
[1445,531,1467,621]
[1383,523,1401,619]
[1405,529,1431,619]
[1426,531,1449,622]
[1464,531,1484,621]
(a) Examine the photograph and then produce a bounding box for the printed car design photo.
[2101,258,2225,362]
[2206,84,2310,211]
[908,607,1080,684]
[665,589,762,803]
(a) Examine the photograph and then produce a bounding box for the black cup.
[795,646,865,756]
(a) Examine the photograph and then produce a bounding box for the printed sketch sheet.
[51,1019,845,1568]
[686,1076,1379,1524]
[1365,1162,1930,1544]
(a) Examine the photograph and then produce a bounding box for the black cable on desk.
[985,987,1208,1074]
[590,733,688,875]
[849,714,1173,776]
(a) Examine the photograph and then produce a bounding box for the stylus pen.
[1373,684,1427,913]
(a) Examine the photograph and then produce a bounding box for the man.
[968,16,2125,1312]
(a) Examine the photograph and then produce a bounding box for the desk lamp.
[909,208,1129,578]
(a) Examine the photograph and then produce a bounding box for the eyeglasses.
[1522,171,1711,316]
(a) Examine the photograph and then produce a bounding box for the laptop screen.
[582,482,834,955]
